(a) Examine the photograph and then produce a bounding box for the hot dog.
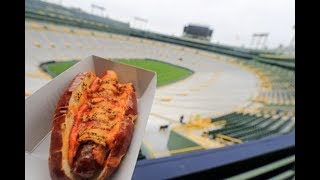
[48,70,138,180]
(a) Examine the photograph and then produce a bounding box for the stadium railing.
[132,132,295,179]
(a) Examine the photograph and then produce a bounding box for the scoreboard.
[183,24,213,41]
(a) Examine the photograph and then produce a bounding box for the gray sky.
[46,0,295,49]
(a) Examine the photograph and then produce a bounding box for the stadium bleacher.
[203,58,295,145]
[207,111,294,143]
[242,60,295,106]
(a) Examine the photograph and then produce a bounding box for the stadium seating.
[243,60,295,107]
[142,54,294,152]
[205,111,295,143]
[26,20,295,159]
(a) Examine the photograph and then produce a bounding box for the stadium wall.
[254,56,295,70]
[167,130,202,151]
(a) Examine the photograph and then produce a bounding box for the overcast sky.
[46,0,295,49]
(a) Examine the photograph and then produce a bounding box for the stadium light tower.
[287,25,295,55]
[250,33,260,49]
[132,17,148,30]
[255,34,262,49]
[289,25,295,48]
[91,4,105,17]
[250,33,269,49]
[249,34,256,48]
[261,33,269,49]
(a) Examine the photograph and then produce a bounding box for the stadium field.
[40,60,78,77]
[41,59,193,87]
[119,59,193,87]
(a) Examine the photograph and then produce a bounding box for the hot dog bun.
[48,71,138,180]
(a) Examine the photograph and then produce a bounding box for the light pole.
[250,34,256,48]
[133,17,148,31]
[251,33,269,49]
[261,33,269,49]
[255,34,262,49]
[91,4,105,17]
[289,25,295,48]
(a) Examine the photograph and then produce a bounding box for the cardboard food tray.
[25,56,157,180]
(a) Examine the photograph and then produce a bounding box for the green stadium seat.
[211,112,237,122]
[227,118,280,139]
[208,115,265,138]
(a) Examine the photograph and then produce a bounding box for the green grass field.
[119,59,193,87]
[42,59,193,87]
[45,61,78,76]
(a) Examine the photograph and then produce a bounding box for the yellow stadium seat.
[33,41,41,48]
[161,97,172,102]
